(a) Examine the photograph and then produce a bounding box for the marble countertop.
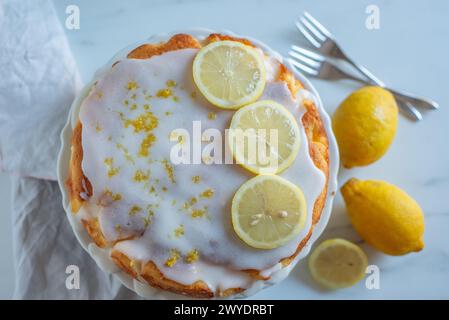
[2,0,446,299]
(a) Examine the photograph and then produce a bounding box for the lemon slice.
[231,175,307,249]
[192,40,266,109]
[308,239,368,289]
[229,100,301,174]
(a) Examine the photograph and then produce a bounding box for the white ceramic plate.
[57,28,339,299]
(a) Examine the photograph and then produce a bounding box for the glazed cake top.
[77,47,325,291]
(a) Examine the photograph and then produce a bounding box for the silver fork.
[289,46,423,120]
[294,12,439,119]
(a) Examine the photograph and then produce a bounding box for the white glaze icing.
[77,47,325,294]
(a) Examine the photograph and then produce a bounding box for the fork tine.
[300,16,326,42]
[291,45,325,62]
[295,21,321,48]
[288,58,319,76]
[288,51,321,69]
[303,11,333,38]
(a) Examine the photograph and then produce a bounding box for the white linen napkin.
[1,0,137,299]
[0,0,82,180]
[11,176,138,299]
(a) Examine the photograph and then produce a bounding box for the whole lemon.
[332,86,398,168]
[341,178,424,256]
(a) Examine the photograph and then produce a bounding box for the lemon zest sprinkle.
[124,111,159,157]
[207,112,217,120]
[185,249,200,263]
[200,188,214,199]
[191,208,206,218]
[128,205,142,216]
[192,175,201,184]
[133,169,150,182]
[162,159,175,183]
[166,80,177,87]
[165,249,180,267]
[126,81,139,90]
[174,225,185,238]
[142,208,155,227]
[139,134,156,157]
[116,143,134,163]
[183,197,197,209]
[102,188,122,202]
[104,157,120,177]
[156,88,172,98]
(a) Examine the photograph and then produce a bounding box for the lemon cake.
[65,33,330,298]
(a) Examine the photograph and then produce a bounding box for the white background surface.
[1,0,448,299]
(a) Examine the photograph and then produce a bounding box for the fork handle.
[383,88,439,110]
[345,58,386,86]
[345,56,438,110]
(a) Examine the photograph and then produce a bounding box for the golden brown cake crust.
[205,33,256,48]
[66,122,92,213]
[127,33,201,59]
[66,33,330,298]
